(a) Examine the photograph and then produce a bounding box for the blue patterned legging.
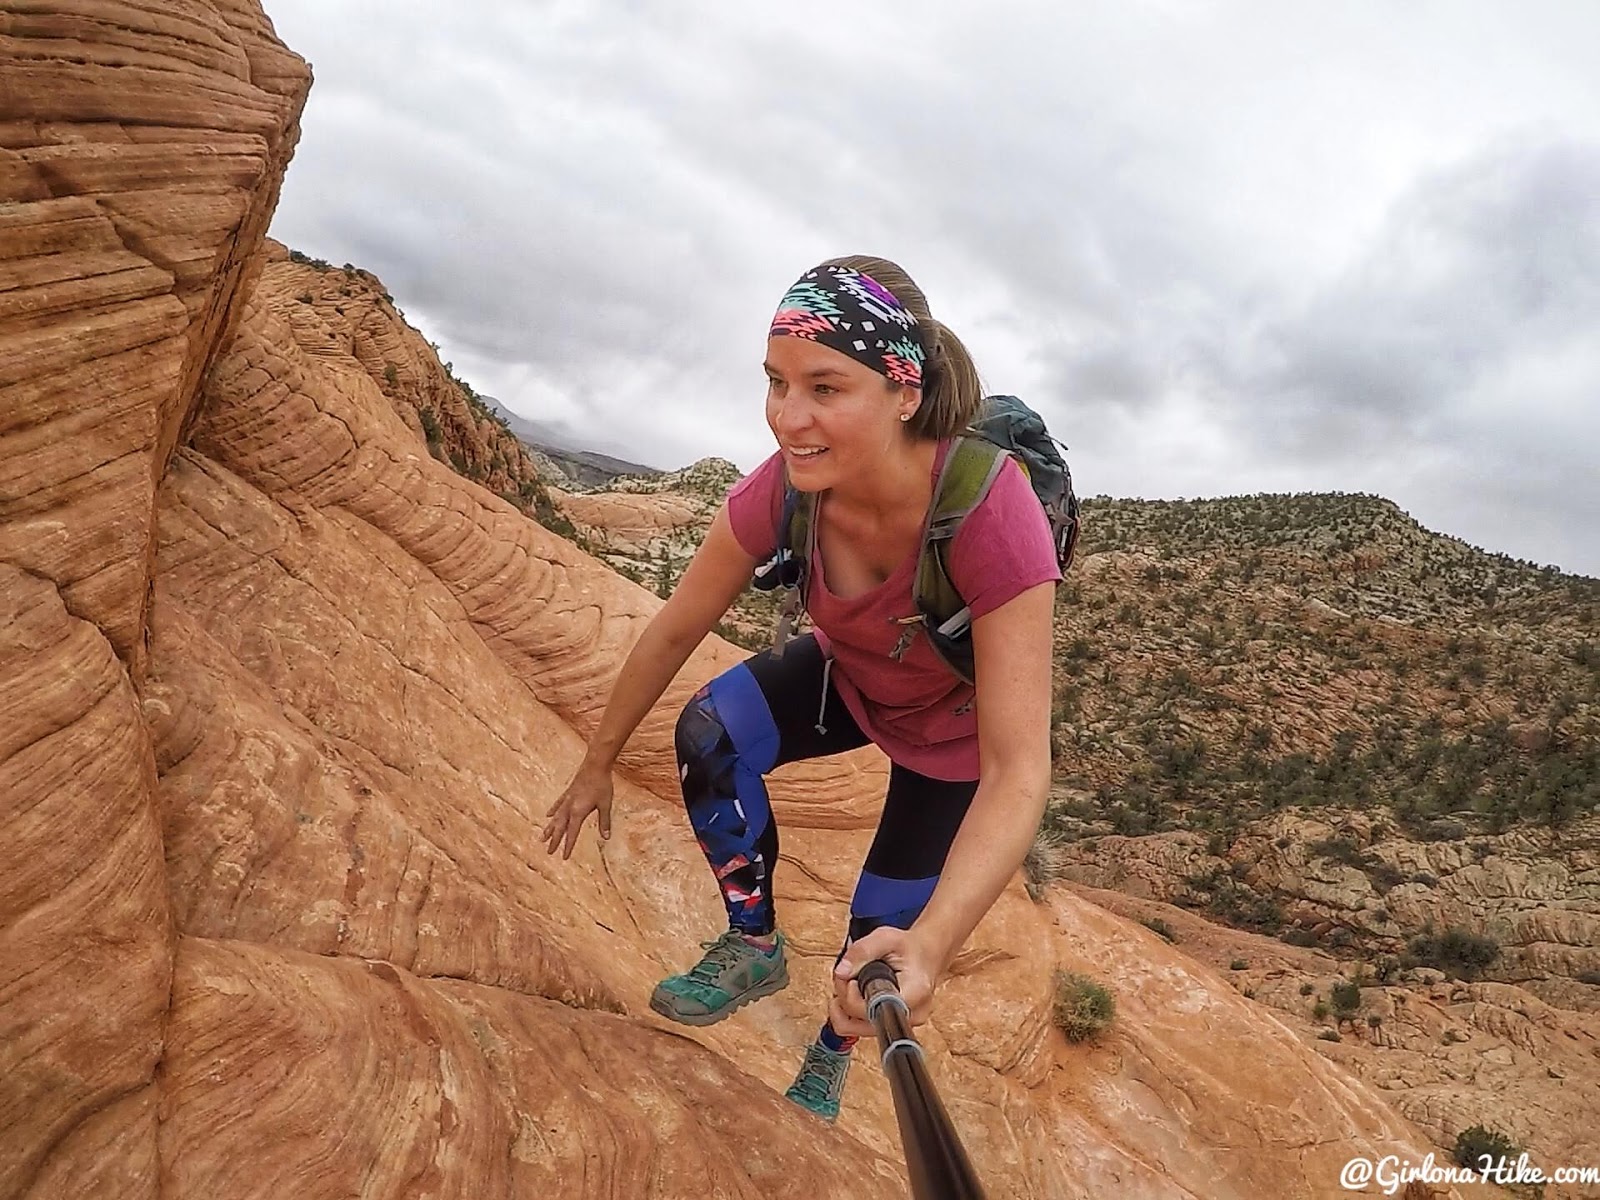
[674,634,978,943]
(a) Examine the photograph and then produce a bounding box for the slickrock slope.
[0,5,1507,1197]
[262,240,555,514]
[1070,884,1600,1190]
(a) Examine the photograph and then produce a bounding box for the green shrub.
[1421,819,1468,842]
[1141,917,1177,943]
[1365,861,1407,894]
[1051,972,1115,1043]
[1299,982,1315,996]
[288,248,332,271]
[1312,1000,1329,1020]
[1308,835,1366,868]
[1403,925,1500,979]
[1230,958,1248,971]
[1022,828,1070,902]
[418,407,442,444]
[1330,979,1362,1018]
[1452,1125,1520,1171]
[1316,1029,1340,1042]
[712,620,764,653]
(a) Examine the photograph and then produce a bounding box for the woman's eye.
[814,384,835,396]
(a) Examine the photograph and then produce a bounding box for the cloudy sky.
[264,1,1600,577]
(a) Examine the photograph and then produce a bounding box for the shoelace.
[688,931,768,983]
[688,935,742,981]
[793,1044,845,1100]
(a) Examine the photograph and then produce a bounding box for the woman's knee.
[674,682,716,760]
[674,668,782,782]
[674,684,731,802]
[675,676,781,864]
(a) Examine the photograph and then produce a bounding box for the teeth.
[791,447,826,457]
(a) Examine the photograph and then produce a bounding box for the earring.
[899,412,911,422]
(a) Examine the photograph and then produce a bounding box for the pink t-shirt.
[726,438,1061,781]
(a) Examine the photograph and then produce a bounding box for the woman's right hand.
[537,507,756,862]
[542,759,615,860]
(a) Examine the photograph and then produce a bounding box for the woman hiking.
[542,256,1057,1122]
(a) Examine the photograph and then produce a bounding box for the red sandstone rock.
[0,3,307,1196]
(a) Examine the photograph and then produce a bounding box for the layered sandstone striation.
[0,0,310,675]
[0,4,1532,1198]
[1,2,308,1196]
[259,239,553,511]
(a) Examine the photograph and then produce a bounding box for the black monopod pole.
[856,960,988,1200]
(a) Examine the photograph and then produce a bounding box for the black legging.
[673,635,978,942]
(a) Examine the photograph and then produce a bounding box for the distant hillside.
[484,398,661,489]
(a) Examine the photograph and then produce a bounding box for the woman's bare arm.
[543,504,759,857]
[910,580,1055,967]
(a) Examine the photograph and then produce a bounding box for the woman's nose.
[772,395,810,435]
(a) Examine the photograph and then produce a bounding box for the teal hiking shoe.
[649,929,788,1026]
[784,1039,851,1121]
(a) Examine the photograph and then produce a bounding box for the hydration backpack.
[751,394,1080,685]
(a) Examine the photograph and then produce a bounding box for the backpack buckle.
[934,605,972,640]
[888,613,922,662]
[773,589,804,656]
[753,547,803,592]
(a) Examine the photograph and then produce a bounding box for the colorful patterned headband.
[768,264,926,388]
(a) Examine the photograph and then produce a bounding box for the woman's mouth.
[786,445,829,462]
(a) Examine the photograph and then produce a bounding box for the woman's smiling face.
[764,336,918,492]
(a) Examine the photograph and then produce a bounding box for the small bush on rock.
[1330,979,1363,1018]
[1022,828,1071,901]
[1453,1125,1520,1171]
[1052,972,1115,1043]
[1403,925,1500,980]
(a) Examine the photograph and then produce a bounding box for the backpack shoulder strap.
[914,436,1010,635]
[771,474,820,654]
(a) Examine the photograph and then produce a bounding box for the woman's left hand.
[829,925,946,1039]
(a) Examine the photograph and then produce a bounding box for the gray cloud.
[1254,140,1600,440]
[1221,139,1600,569]
[264,0,1600,574]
